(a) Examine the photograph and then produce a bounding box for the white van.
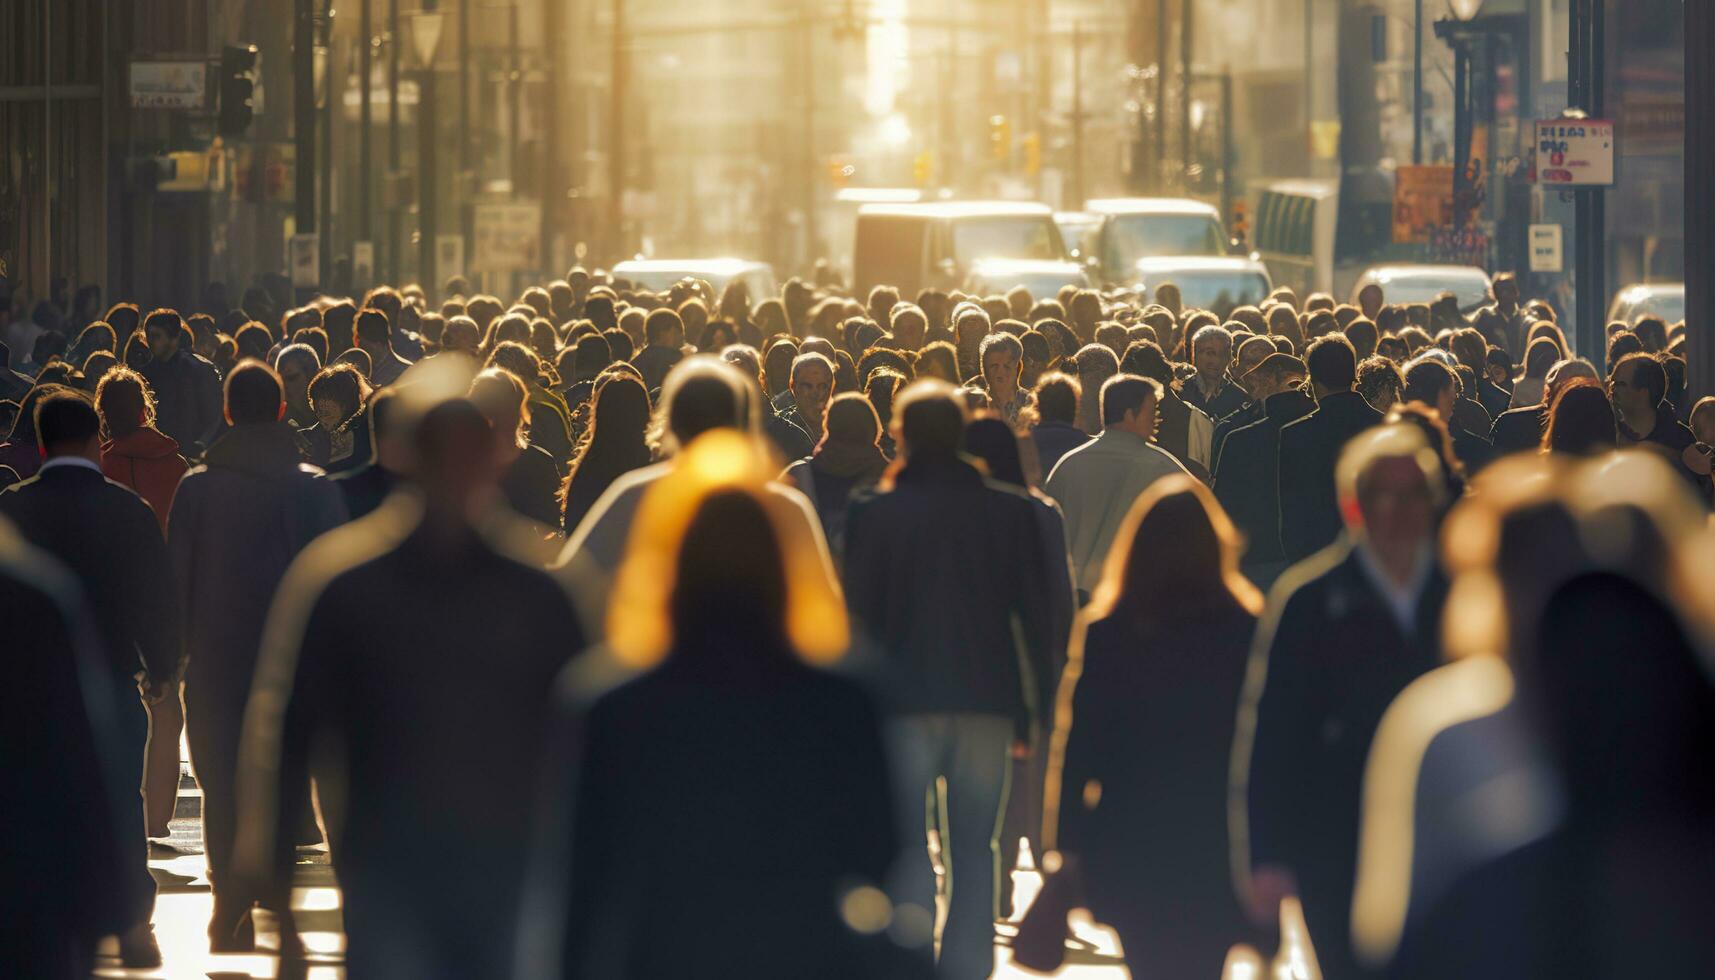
[852,201,1066,297]
[1080,198,1230,286]
[1250,179,1339,299]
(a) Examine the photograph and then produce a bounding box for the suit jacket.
[1214,390,1315,570]
[1045,427,1191,593]
[1278,390,1383,563]
[139,349,224,456]
[1210,399,1263,475]
[1489,404,1545,456]
[0,463,181,685]
[1234,541,1447,980]
[844,454,1058,724]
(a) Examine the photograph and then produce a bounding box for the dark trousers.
[113,693,157,930]
[0,919,95,980]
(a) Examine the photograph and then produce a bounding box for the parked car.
[1132,256,1273,319]
[1607,282,1685,324]
[1349,263,1493,311]
[963,258,1091,301]
[1081,197,1229,286]
[852,201,1066,296]
[1054,211,1102,262]
[609,258,778,301]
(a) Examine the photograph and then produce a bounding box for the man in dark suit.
[845,380,1058,980]
[1234,423,1450,980]
[0,391,179,968]
[1278,335,1383,563]
[1214,353,1313,588]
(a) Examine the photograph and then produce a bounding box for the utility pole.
[607,0,626,261]
[1687,0,1715,398]
[509,0,522,195]
[1569,0,1605,369]
[1412,0,1423,164]
[388,0,402,281]
[1179,0,1192,191]
[360,0,373,247]
[295,0,317,240]
[543,0,565,275]
[320,0,335,286]
[1071,22,1085,207]
[801,0,818,266]
[1154,0,1167,191]
[460,0,473,258]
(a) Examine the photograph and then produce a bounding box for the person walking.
[138,308,224,457]
[168,360,347,951]
[239,397,583,980]
[1045,475,1262,978]
[1027,372,1090,476]
[1044,374,1189,598]
[1234,424,1449,980]
[560,372,653,536]
[1213,353,1313,587]
[782,392,889,561]
[844,381,1060,979]
[0,391,181,968]
[1278,335,1383,563]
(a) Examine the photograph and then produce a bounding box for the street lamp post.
[414,7,445,291]
[1436,0,1485,237]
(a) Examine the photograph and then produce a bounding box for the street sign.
[129,60,209,110]
[472,203,540,273]
[353,241,375,288]
[1529,224,1564,273]
[289,233,320,288]
[1392,165,1454,244]
[1534,119,1615,186]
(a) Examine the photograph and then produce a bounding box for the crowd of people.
[3,263,1713,980]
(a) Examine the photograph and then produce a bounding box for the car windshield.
[1613,289,1685,323]
[1373,273,1490,309]
[951,217,1064,263]
[1107,213,1225,265]
[618,268,732,292]
[1147,270,1270,318]
[976,271,1081,299]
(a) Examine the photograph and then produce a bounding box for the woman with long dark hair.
[1541,378,1618,456]
[1043,475,1263,977]
[559,372,653,536]
[527,432,910,979]
[781,393,888,559]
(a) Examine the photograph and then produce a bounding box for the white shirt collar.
[38,455,103,475]
[1354,540,1433,633]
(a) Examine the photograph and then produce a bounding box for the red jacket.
[102,427,188,531]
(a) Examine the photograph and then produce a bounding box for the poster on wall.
[1392,165,1454,244]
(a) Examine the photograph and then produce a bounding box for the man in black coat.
[0,391,179,968]
[1234,424,1450,980]
[238,398,583,979]
[1278,335,1383,563]
[844,381,1058,980]
[139,308,224,457]
[168,360,347,949]
[0,519,144,979]
[1214,354,1312,588]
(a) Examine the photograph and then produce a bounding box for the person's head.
[784,349,834,431]
[1543,379,1618,456]
[486,341,544,392]
[33,389,102,459]
[1100,374,1161,438]
[1152,282,1182,317]
[964,416,1028,487]
[307,362,370,430]
[1484,345,1513,386]
[413,397,503,514]
[890,304,928,351]
[1490,272,1519,307]
[1019,330,1052,388]
[354,307,392,353]
[1232,334,1274,391]
[1190,324,1233,381]
[1336,423,1444,557]
[142,308,187,359]
[1607,330,1643,367]
[893,380,968,461]
[1305,334,1358,397]
[1118,340,1173,387]
[1543,357,1599,407]
[94,365,156,441]
[1244,353,1308,402]
[819,391,882,456]
[762,339,800,399]
[653,355,756,456]
[1090,473,1263,629]
[1402,358,1458,421]
[1691,396,1715,447]
[1632,314,1669,354]
[645,308,685,349]
[1608,352,1666,421]
[1031,371,1080,426]
[978,331,1023,397]
[1356,283,1385,320]
[1073,343,1120,418]
[467,367,531,455]
[224,359,286,426]
[1355,355,1404,412]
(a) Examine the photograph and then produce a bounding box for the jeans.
[885,713,1013,980]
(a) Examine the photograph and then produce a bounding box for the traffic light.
[989,115,1012,163]
[1021,132,1042,176]
[1230,199,1250,247]
[912,151,933,188]
[218,44,259,138]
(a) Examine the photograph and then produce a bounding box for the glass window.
[1105,214,1226,268]
[950,217,1063,263]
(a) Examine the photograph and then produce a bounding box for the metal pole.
[1154,0,1167,191]
[509,0,522,194]
[360,0,373,243]
[1072,22,1085,208]
[296,0,317,241]
[1179,0,1192,191]
[320,0,335,286]
[1452,40,1471,230]
[1687,0,1715,399]
[42,0,51,299]
[543,0,564,277]
[388,0,402,282]
[1412,0,1423,164]
[461,0,473,261]
[1221,67,1234,226]
[1571,0,1605,369]
[607,0,626,261]
[420,63,437,289]
[801,0,818,266]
